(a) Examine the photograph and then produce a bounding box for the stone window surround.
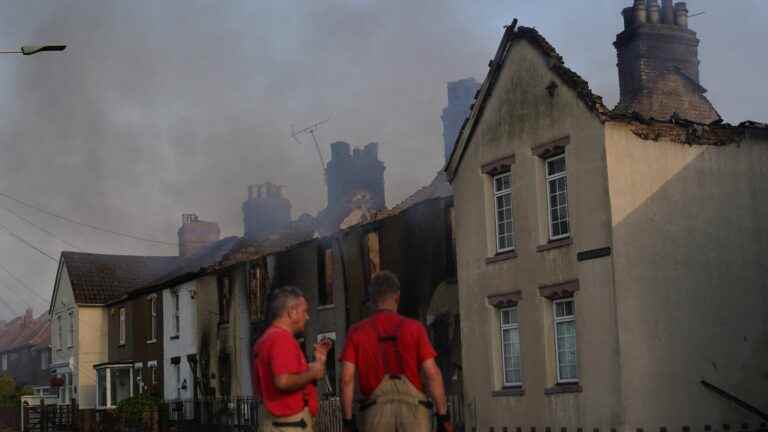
[539,280,581,393]
[538,279,579,300]
[482,153,517,261]
[531,136,569,159]
[487,291,525,396]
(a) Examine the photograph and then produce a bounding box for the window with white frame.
[172,291,180,336]
[57,315,63,350]
[119,308,126,345]
[96,365,133,408]
[545,154,569,240]
[147,361,158,386]
[499,307,522,387]
[134,363,144,394]
[149,296,158,342]
[172,360,181,400]
[68,311,74,348]
[493,172,515,252]
[554,298,578,382]
[40,350,48,370]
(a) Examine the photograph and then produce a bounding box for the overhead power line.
[0,191,178,247]
[0,205,82,251]
[0,220,59,262]
[0,260,52,306]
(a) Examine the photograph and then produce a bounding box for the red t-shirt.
[340,310,437,398]
[252,326,319,417]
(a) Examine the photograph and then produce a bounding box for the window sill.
[544,383,582,395]
[169,335,179,341]
[492,387,525,397]
[147,339,157,344]
[536,237,572,252]
[485,251,518,265]
[317,304,336,311]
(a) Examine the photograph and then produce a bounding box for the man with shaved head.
[252,286,332,431]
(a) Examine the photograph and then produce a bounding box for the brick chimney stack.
[178,214,221,257]
[614,0,720,123]
[242,182,292,240]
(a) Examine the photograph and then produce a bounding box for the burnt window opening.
[218,352,232,397]
[362,231,381,304]
[318,247,334,307]
[218,273,232,325]
[248,263,268,322]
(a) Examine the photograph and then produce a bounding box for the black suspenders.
[376,317,406,379]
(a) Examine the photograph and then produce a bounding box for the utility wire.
[0,260,51,305]
[0,220,59,262]
[0,205,82,251]
[0,191,179,246]
[0,282,22,316]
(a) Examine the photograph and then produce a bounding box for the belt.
[359,398,433,412]
[272,418,308,428]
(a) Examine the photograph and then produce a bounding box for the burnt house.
[250,178,459,398]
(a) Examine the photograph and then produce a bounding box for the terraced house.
[49,251,178,409]
[446,2,768,430]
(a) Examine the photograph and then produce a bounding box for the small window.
[1,354,6,371]
[554,298,578,382]
[149,296,158,342]
[119,308,126,345]
[57,315,63,350]
[499,307,522,387]
[172,291,180,336]
[545,154,569,240]
[40,350,48,370]
[318,247,335,307]
[68,311,74,348]
[493,172,515,253]
[248,264,267,322]
[172,362,181,400]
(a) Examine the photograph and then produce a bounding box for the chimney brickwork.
[442,78,480,163]
[178,213,221,257]
[242,183,292,240]
[614,1,720,123]
[325,141,386,213]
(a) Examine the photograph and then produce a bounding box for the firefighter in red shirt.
[340,271,454,432]
[252,286,332,431]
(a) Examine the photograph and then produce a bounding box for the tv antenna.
[688,11,706,18]
[291,118,331,172]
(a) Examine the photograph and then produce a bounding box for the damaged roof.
[445,22,608,181]
[393,171,453,212]
[444,22,768,181]
[60,251,179,305]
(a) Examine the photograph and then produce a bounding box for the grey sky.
[0,0,764,319]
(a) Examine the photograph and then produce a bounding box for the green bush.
[115,393,160,426]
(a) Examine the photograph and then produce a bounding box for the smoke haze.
[0,0,764,318]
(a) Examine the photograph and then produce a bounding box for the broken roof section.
[444,21,768,181]
[60,251,179,305]
[445,22,608,181]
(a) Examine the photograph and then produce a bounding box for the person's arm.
[421,358,448,415]
[340,361,356,419]
[273,340,330,392]
[274,361,324,392]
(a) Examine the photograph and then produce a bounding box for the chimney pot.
[633,0,647,25]
[622,7,635,29]
[647,0,661,24]
[674,2,689,28]
[661,0,675,23]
